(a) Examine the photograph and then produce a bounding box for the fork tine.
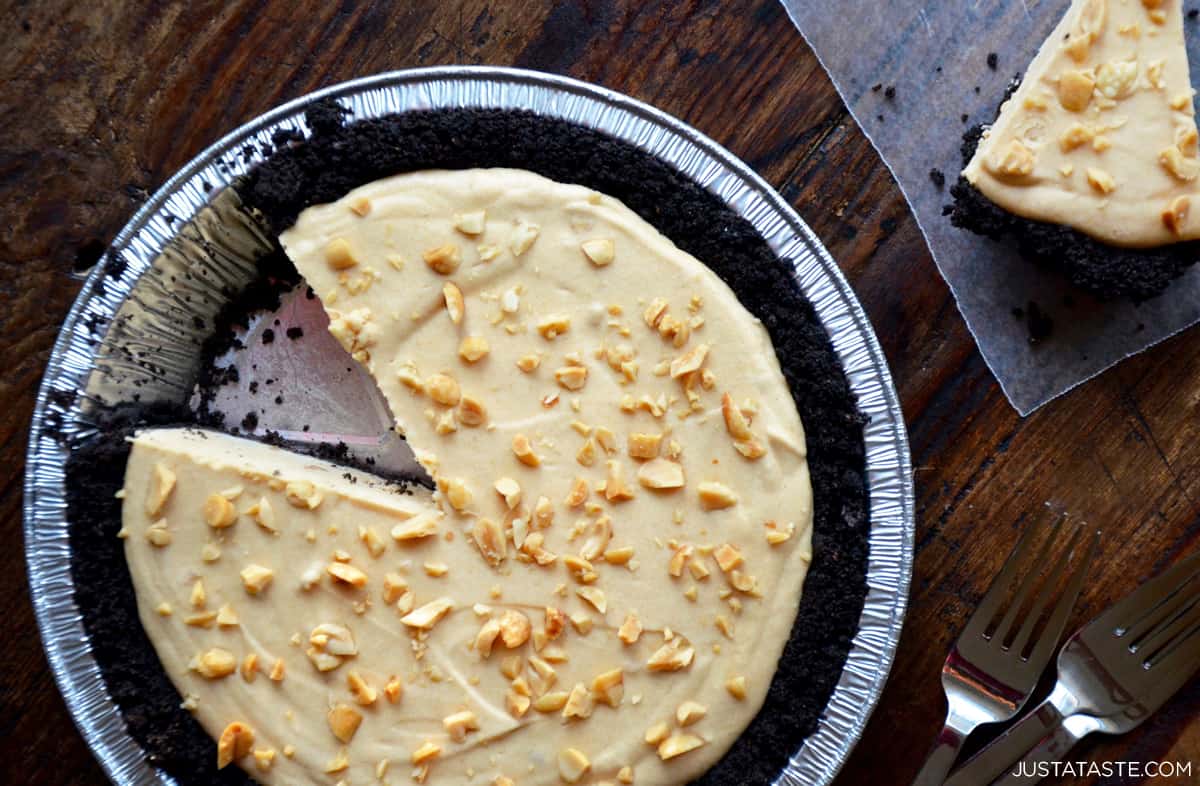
[964,520,1055,640]
[1004,523,1084,654]
[1140,583,1200,661]
[991,521,1073,646]
[1153,613,1200,680]
[1126,568,1200,653]
[1104,550,1200,634]
[1016,527,1098,664]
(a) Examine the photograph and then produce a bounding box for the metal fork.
[946,547,1200,785]
[911,521,1099,786]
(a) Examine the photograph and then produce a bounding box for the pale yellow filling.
[964,0,1200,247]
[123,168,814,786]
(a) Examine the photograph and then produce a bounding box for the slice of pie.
[951,0,1200,300]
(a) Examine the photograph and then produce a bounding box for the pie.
[951,0,1200,300]
[64,105,870,786]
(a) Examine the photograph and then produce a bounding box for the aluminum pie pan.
[24,66,915,786]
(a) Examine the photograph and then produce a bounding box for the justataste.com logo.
[1012,760,1193,779]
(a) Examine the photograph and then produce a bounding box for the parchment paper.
[782,0,1200,415]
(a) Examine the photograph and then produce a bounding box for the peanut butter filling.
[123,168,813,785]
[964,0,1200,247]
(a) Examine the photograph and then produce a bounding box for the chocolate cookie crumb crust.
[66,104,868,786]
[950,124,1200,303]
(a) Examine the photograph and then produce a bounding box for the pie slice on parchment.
[951,0,1200,300]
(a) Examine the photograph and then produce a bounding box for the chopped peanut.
[577,586,607,614]
[472,517,507,565]
[698,482,738,510]
[721,393,753,439]
[347,671,377,706]
[605,460,636,502]
[637,458,685,490]
[217,722,255,769]
[203,493,238,529]
[592,668,625,707]
[713,543,744,572]
[443,710,480,742]
[284,479,323,509]
[145,463,176,516]
[411,740,442,765]
[455,210,486,236]
[457,395,488,426]
[499,609,532,648]
[217,604,239,627]
[544,606,567,640]
[423,244,461,274]
[327,562,368,588]
[647,638,695,672]
[658,733,705,760]
[475,618,502,657]
[676,700,707,726]
[628,432,662,460]
[1164,195,1191,238]
[563,681,595,720]
[512,433,541,467]
[193,648,237,679]
[145,521,172,546]
[644,722,671,746]
[555,364,589,391]
[391,510,441,541]
[669,343,709,379]
[494,477,522,508]
[536,314,571,340]
[442,282,465,324]
[325,238,358,270]
[507,691,532,718]
[240,564,274,595]
[765,520,795,545]
[190,578,206,608]
[400,597,455,630]
[557,748,591,783]
[427,373,462,406]
[581,238,615,266]
[510,221,540,256]
[618,612,643,644]
[534,691,570,712]
[565,476,589,508]
[459,335,490,363]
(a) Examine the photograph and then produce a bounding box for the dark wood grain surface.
[2,1,1197,784]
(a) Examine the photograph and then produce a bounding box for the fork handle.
[990,714,1099,785]
[945,685,1081,786]
[911,711,976,786]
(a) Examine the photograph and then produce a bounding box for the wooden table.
[2,1,1197,784]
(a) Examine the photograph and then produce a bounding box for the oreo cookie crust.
[66,105,869,786]
[951,120,1200,303]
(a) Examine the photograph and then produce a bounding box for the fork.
[946,547,1200,786]
[911,521,1099,786]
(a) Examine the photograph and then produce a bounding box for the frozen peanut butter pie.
[951,0,1200,300]
[68,105,868,786]
[121,169,815,785]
